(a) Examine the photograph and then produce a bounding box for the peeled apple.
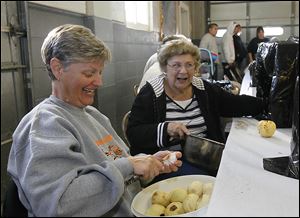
[257,120,276,137]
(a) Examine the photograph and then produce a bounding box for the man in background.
[199,23,219,80]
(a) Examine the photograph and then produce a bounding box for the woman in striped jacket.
[127,38,264,179]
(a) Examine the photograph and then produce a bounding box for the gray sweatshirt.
[7,95,139,217]
[200,33,219,55]
[221,22,238,64]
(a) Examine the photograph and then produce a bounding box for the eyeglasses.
[167,62,195,71]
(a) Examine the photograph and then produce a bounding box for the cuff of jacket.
[156,122,170,148]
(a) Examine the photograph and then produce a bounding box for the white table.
[206,68,299,217]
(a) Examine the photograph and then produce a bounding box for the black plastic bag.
[288,35,299,44]
[263,50,299,179]
[249,60,257,87]
[263,76,299,180]
[269,41,298,128]
[254,42,277,103]
[289,67,299,179]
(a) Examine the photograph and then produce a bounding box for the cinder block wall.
[27,3,160,137]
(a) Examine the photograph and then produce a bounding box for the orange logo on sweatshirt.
[95,135,124,160]
[95,135,113,146]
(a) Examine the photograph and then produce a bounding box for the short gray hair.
[157,39,200,72]
[41,24,111,80]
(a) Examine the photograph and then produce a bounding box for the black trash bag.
[252,42,278,121]
[288,35,299,44]
[248,60,257,87]
[289,58,299,179]
[254,42,278,105]
[263,75,299,180]
[269,41,298,128]
[289,76,299,179]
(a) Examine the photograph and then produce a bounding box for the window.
[178,2,190,37]
[216,29,226,38]
[215,27,284,38]
[125,1,152,31]
[263,27,284,36]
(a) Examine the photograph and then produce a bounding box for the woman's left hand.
[167,122,190,139]
[153,150,182,174]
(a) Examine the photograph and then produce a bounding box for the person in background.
[199,23,219,80]
[138,34,190,93]
[7,24,182,217]
[127,38,265,180]
[221,21,243,82]
[233,24,247,73]
[247,26,270,63]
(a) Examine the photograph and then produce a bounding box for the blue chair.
[199,48,215,81]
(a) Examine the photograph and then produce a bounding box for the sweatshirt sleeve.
[8,114,134,217]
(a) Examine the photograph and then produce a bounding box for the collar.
[148,75,205,98]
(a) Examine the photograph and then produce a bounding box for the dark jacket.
[127,76,264,155]
[233,34,247,64]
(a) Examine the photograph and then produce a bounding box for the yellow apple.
[257,120,276,137]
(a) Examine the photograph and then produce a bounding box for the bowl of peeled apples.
[131,175,215,217]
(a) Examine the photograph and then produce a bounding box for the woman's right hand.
[128,155,165,181]
[167,122,190,139]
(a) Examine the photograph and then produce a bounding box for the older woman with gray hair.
[127,38,265,179]
[7,24,182,217]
